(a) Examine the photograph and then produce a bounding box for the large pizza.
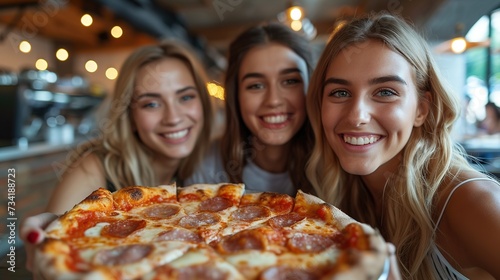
[35,183,389,279]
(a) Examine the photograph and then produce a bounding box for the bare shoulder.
[440,171,500,277]
[46,152,107,214]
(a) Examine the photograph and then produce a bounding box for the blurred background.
[0,0,499,262]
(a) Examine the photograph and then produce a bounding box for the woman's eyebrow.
[134,86,197,99]
[323,77,350,86]
[134,92,161,100]
[280,68,302,75]
[176,86,198,94]
[368,75,407,85]
[241,68,302,82]
[240,72,264,81]
[323,75,407,87]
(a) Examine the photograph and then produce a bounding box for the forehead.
[239,43,307,77]
[325,40,414,81]
[135,58,195,90]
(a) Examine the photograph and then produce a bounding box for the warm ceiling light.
[81,14,93,27]
[56,48,69,61]
[290,20,302,31]
[288,6,303,21]
[105,67,118,80]
[450,37,467,54]
[85,60,98,73]
[111,26,123,38]
[35,59,48,70]
[19,41,31,53]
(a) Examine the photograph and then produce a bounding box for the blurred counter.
[460,135,500,178]
[0,138,82,162]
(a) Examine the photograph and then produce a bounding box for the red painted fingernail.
[27,231,39,244]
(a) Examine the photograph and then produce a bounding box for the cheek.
[132,110,157,133]
[320,102,336,132]
[289,92,306,111]
[238,93,258,123]
[190,100,204,125]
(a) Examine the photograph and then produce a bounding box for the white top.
[184,141,296,196]
[429,177,500,280]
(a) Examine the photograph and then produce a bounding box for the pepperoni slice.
[268,213,305,228]
[177,265,229,280]
[101,219,146,238]
[179,212,220,228]
[231,205,270,222]
[260,266,317,280]
[218,230,265,252]
[287,233,334,253]
[141,204,180,219]
[93,244,152,265]
[155,228,202,243]
[199,197,232,212]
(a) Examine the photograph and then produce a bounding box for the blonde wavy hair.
[76,40,213,189]
[305,13,476,279]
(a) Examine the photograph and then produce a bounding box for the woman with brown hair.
[186,22,315,195]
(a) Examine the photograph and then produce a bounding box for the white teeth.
[343,135,380,145]
[263,115,288,124]
[163,129,188,139]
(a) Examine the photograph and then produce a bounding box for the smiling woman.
[19,40,215,274]
[185,22,316,196]
[38,40,214,215]
[306,13,500,279]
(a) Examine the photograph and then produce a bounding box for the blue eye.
[180,94,195,102]
[283,78,301,85]
[247,83,264,90]
[143,101,160,108]
[377,89,397,97]
[329,90,350,98]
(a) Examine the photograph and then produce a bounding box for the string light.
[111,26,123,38]
[19,41,31,53]
[81,14,93,27]
[35,59,48,70]
[85,60,98,73]
[450,37,467,54]
[290,20,302,31]
[105,67,118,80]
[288,6,303,21]
[56,48,69,61]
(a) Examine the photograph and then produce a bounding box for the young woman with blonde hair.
[21,40,214,273]
[306,13,500,279]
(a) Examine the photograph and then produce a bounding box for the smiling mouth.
[262,114,288,124]
[162,129,189,139]
[343,135,380,145]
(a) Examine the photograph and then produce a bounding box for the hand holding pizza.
[20,212,59,276]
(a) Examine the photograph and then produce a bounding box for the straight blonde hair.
[306,13,475,279]
[73,40,214,189]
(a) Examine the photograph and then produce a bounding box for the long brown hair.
[222,22,315,192]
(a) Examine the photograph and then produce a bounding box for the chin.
[339,162,377,176]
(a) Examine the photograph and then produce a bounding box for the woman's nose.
[161,105,182,126]
[347,98,371,127]
[264,85,285,108]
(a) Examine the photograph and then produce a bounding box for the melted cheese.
[84,222,109,237]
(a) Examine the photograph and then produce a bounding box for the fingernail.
[27,231,39,244]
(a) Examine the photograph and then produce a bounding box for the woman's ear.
[414,91,431,127]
